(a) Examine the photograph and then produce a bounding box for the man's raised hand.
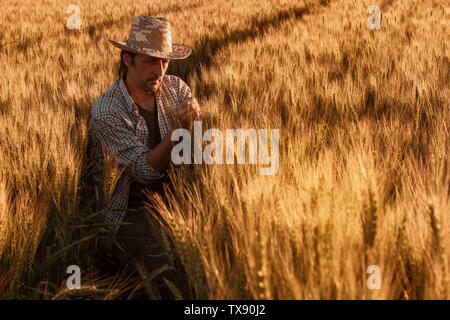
[173,95,201,129]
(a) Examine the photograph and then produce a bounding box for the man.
[88,16,200,298]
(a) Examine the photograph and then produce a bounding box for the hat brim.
[108,39,191,60]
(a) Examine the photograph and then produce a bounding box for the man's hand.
[147,95,200,173]
[173,95,201,129]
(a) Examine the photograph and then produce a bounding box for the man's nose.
[155,59,164,76]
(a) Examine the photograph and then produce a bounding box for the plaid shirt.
[88,75,191,253]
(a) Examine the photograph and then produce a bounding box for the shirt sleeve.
[89,114,166,184]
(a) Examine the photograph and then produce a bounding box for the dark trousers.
[99,171,182,299]
[110,206,177,299]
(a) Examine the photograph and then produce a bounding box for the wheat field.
[0,0,448,299]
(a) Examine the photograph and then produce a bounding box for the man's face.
[125,53,170,93]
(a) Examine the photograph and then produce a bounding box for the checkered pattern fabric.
[88,75,191,254]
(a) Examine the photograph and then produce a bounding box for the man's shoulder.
[161,74,190,99]
[162,74,189,89]
[90,79,128,120]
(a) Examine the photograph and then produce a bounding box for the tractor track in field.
[174,0,336,82]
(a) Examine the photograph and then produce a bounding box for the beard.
[141,79,159,93]
[144,77,161,92]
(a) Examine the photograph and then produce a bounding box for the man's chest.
[137,96,156,112]
[127,102,170,140]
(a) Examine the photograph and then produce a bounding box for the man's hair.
[118,49,137,79]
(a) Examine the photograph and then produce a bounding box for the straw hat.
[109,16,192,60]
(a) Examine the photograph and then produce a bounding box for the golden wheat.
[0,0,448,299]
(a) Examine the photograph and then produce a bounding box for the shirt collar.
[119,77,136,114]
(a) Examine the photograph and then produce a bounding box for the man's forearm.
[146,128,174,173]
